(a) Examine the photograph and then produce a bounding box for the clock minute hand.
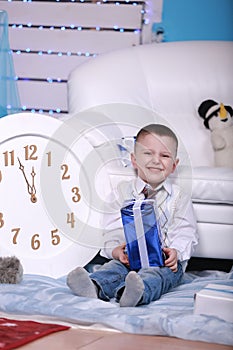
[17,157,37,203]
[30,166,37,203]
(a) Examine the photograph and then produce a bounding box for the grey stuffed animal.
[0,256,23,283]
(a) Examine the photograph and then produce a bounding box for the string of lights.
[5,104,67,115]
[10,23,142,32]
[12,49,97,57]
[6,0,144,4]
[4,0,146,115]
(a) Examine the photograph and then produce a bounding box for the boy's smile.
[131,133,179,189]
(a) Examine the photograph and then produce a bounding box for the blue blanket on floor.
[0,269,232,346]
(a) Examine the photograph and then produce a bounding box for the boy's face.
[131,133,179,188]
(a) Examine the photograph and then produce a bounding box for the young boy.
[67,124,198,307]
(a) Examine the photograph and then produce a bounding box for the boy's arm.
[163,247,178,272]
[101,224,125,259]
[100,192,126,259]
[112,243,129,266]
[100,181,131,259]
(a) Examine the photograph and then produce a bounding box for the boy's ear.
[172,158,179,173]
[130,153,137,169]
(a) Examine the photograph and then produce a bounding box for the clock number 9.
[0,212,4,228]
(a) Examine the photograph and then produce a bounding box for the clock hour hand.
[17,157,37,203]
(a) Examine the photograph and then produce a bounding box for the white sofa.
[67,41,233,263]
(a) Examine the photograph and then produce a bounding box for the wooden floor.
[20,328,232,350]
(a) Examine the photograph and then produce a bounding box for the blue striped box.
[121,199,164,270]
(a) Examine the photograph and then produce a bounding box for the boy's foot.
[66,267,98,298]
[119,271,144,307]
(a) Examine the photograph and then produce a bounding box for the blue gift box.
[121,199,164,270]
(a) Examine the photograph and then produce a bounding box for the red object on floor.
[0,317,70,349]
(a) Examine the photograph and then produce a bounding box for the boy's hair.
[135,124,178,154]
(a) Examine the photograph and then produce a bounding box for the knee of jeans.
[100,259,122,270]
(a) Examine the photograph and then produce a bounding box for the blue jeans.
[90,259,183,306]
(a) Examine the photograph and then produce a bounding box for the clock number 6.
[12,229,41,249]
[31,234,40,250]
[12,230,41,250]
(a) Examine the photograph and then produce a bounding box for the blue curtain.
[0,10,21,118]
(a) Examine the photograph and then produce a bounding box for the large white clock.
[0,112,102,277]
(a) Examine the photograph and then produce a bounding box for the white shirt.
[100,177,198,269]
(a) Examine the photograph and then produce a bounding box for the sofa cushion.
[172,166,233,204]
[193,203,233,225]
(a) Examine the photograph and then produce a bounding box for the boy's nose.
[151,154,160,164]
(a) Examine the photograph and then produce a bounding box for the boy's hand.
[112,244,129,267]
[163,247,178,272]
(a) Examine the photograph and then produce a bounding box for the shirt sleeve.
[99,182,129,259]
[166,187,199,262]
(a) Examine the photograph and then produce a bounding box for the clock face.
[0,113,101,277]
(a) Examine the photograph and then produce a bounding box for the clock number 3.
[61,164,81,203]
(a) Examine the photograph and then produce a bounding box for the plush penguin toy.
[198,99,233,168]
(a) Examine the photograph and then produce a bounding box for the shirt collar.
[134,176,172,196]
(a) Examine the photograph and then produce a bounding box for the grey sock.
[120,271,144,307]
[66,267,98,298]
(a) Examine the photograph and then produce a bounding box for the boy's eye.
[162,154,170,158]
[144,151,152,155]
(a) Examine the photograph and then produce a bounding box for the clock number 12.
[24,145,38,161]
